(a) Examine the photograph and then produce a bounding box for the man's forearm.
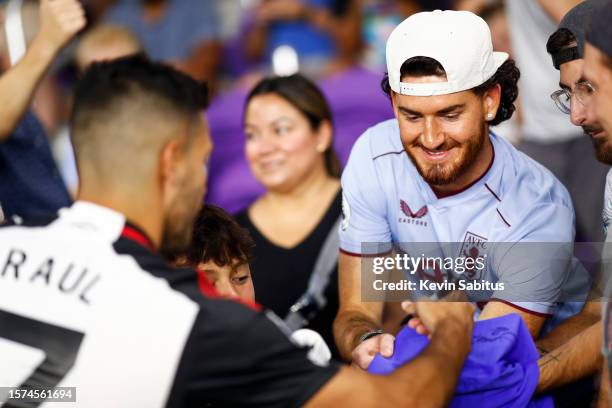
[537,322,602,394]
[0,37,57,141]
[334,309,382,361]
[537,305,600,352]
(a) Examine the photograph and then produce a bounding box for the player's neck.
[76,187,163,248]
[430,136,494,198]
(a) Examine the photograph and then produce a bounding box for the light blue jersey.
[340,119,577,315]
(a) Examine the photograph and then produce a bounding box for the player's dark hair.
[186,204,255,268]
[546,28,577,57]
[245,74,341,178]
[380,56,520,126]
[71,54,209,150]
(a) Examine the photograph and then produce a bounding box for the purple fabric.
[205,86,264,214]
[368,314,554,408]
[205,66,394,214]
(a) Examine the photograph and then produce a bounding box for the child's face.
[198,261,255,302]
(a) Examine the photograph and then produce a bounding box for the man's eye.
[233,276,249,285]
[444,114,459,120]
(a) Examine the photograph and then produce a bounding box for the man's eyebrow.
[559,82,570,90]
[576,76,590,85]
[436,104,465,115]
[398,106,422,116]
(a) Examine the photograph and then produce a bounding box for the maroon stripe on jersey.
[489,298,552,317]
[496,209,511,227]
[121,224,156,252]
[372,150,404,161]
[484,183,501,202]
[339,248,393,258]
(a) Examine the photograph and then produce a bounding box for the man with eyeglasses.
[507,0,608,245]
[535,2,612,406]
[583,2,612,406]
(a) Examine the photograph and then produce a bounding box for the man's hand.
[402,300,475,338]
[351,333,395,371]
[37,0,86,54]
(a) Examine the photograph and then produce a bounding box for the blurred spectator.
[506,0,608,242]
[479,1,520,145]
[361,0,454,71]
[50,23,143,195]
[103,0,221,82]
[242,0,362,74]
[235,74,342,359]
[0,0,85,219]
[205,65,393,213]
[74,23,141,71]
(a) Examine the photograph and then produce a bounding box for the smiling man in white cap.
[334,9,579,369]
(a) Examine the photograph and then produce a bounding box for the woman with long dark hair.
[236,74,341,357]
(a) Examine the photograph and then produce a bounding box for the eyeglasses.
[550,81,596,114]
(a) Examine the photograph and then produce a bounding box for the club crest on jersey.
[459,232,488,279]
[398,200,428,227]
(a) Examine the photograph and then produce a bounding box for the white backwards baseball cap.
[386,10,509,96]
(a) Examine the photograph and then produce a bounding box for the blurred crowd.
[1,0,606,240]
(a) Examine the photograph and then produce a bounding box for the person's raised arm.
[334,252,395,369]
[0,0,85,142]
[309,300,474,408]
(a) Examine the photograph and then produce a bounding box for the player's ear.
[159,137,186,204]
[482,84,501,122]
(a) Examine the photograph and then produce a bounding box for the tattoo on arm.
[539,350,562,367]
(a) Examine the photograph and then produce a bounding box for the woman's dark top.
[236,190,341,359]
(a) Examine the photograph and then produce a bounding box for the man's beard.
[160,184,204,260]
[592,136,612,165]
[585,125,612,165]
[404,126,486,186]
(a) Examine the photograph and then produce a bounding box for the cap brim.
[490,51,510,77]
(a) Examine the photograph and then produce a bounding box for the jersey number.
[0,310,84,407]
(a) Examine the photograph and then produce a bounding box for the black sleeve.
[166,298,341,408]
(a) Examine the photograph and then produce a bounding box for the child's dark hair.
[186,204,255,268]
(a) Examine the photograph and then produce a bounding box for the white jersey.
[340,119,577,315]
[0,202,338,407]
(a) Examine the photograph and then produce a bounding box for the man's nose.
[421,118,445,149]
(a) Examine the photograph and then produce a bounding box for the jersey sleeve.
[166,298,340,408]
[490,202,576,316]
[339,130,392,256]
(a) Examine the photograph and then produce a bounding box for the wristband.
[358,329,383,344]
